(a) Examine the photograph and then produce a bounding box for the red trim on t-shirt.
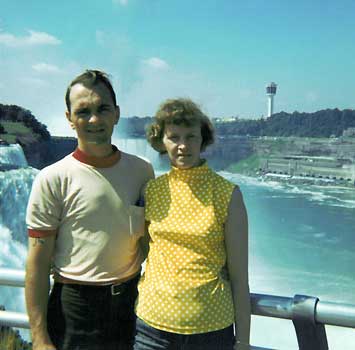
[72,145,120,168]
[28,229,57,238]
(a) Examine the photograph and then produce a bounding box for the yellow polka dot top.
[135,162,235,334]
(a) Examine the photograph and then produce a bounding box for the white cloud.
[0,30,61,48]
[142,57,170,70]
[112,0,128,5]
[32,62,61,74]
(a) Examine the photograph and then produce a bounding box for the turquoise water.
[229,174,355,303]
[223,173,355,349]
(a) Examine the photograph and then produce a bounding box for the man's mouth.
[87,128,105,134]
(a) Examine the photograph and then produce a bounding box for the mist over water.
[1,141,354,348]
[229,174,355,349]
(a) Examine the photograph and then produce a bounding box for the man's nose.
[88,113,100,123]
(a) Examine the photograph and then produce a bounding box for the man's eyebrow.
[99,103,113,108]
[75,107,90,112]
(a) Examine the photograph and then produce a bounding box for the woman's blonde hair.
[146,98,214,154]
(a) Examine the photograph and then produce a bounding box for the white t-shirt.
[26,149,154,284]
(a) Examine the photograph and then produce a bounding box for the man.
[25,70,154,350]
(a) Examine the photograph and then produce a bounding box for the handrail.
[252,293,355,328]
[1,268,355,349]
[0,268,26,287]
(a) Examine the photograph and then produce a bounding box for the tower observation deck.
[266,82,277,117]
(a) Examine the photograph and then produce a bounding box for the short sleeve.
[26,169,62,231]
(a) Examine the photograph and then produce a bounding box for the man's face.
[66,82,119,147]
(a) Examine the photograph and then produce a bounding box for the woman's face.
[162,123,203,169]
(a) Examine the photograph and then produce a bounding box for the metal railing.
[1,268,355,349]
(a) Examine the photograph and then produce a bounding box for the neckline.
[170,160,209,180]
[72,145,121,168]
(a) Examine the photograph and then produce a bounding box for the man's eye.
[99,106,110,112]
[77,110,89,116]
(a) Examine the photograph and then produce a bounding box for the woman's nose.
[178,141,187,149]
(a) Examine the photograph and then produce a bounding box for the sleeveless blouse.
[136,162,235,334]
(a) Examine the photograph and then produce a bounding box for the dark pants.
[47,275,139,350]
[133,318,235,350]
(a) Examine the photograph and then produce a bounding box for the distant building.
[343,127,355,137]
[213,117,238,123]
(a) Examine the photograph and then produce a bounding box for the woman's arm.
[225,186,251,350]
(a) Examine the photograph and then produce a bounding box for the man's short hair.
[65,70,117,112]
[146,98,215,154]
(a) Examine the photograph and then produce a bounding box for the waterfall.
[0,144,28,169]
[0,147,37,335]
[113,137,168,170]
[0,168,38,246]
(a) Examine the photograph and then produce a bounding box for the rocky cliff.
[21,136,77,169]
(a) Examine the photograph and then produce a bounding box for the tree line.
[0,104,51,141]
[118,108,355,138]
[214,109,355,137]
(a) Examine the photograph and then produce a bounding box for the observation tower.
[266,82,277,117]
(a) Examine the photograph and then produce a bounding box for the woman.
[135,98,250,350]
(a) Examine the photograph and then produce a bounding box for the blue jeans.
[47,275,139,350]
[134,318,235,350]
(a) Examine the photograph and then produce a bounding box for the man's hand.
[235,341,250,350]
[32,338,56,350]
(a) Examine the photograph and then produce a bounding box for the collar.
[169,160,209,181]
[72,145,121,168]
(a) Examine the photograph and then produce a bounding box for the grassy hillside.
[227,154,262,174]
[0,121,38,144]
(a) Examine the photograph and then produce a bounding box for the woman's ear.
[155,140,166,153]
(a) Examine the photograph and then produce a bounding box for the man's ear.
[66,111,75,129]
[115,105,120,125]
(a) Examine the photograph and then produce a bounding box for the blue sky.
[0,0,354,135]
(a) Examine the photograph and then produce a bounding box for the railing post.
[292,294,328,350]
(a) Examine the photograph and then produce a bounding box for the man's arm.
[138,163,155,260]
[225,187,251,350]
[25,233,56,350]
[139,221,150,260]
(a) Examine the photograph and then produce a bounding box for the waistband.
[53,270,141,286]
[53,274,140,296]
